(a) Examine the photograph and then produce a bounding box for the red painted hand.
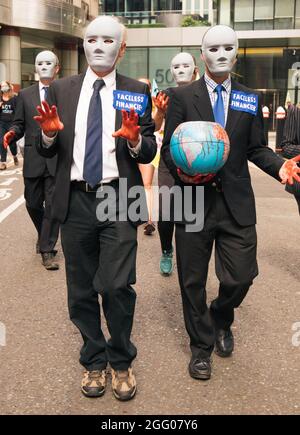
[177,168,215,184]
[112,108,140,144]
[3,130,16,149]
[33,101,64,135]
[152,92,169,114]
[279,154,300,185]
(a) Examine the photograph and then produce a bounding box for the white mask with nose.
[201,25,238,77]
[171,52,196,85]
[83,16,124,73]
[35,51,59,80]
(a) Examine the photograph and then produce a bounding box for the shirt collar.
[86,66,116,90]
[204,73,231,94]
[39,82,49,91]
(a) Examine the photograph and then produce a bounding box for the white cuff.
[42,131,57,148]
[127,135,142,158]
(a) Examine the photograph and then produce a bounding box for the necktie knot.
[42,86,49,100]
[213,84,225,128]
[214,84,224,95]
[93,79,105,93]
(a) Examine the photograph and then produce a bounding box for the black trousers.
[175,189,258,359]
[24,171,59,253]
[0,121,17,162]
[158,158,175,252]
[60,186,138,371]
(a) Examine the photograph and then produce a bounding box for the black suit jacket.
[36,72,157,224]
[11,83,57,178]
[161,76,285,227]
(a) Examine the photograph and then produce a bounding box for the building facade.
[105,0,300,129]
[0,0,99,90]
[1,0,300,130]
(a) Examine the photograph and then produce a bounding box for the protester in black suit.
[4,51,60,270]
[34,16,156,401]
[161,25,300,380]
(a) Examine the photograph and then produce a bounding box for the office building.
[0,0,99,90]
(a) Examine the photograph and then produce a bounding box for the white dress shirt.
[71,67,119,182]
[43,67,142,183]
[39,82,49,103]
[204,73,231,125]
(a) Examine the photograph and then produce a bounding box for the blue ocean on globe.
[170,121,230,176]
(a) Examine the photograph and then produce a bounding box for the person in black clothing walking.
[4,51,60,270]
[0,81,19,170]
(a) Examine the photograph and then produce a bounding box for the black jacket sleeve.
[161,87,184,183]
[36,84,59,159]
[131,84,157,164]
[11,93,25,141]
[247,95,284,181]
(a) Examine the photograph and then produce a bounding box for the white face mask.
[201,25,238,77]
[35,51,58,80]
[1,85,10,93]
[83,16,123,73]
[171,53,195,85]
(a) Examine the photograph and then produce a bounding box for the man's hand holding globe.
[170,121,230,184]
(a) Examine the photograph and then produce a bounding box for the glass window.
[117,48,148,80]
[218,0,232,26]
[234,0,253,22]
[243,47,285,91]
[254,0,274,19]
[296,0,300,28]
[254,0,274,29]
[274,0,294,28]
[275,0,294,17]
[185,0,192,13]
[149,47,182,90]
[234,0,253,30]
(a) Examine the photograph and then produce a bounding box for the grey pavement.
[0,148,299,415]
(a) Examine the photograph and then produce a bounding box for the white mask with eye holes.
[35,51,58,80]
[171,52,195,85]
[83,16,123,73]
[201,25,238,77]
[1,85,10,93]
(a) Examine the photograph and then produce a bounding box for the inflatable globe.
[170,121,230,176]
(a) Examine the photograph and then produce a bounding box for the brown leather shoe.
[41,252,59,270]
[81,370,106,398]
[111,367,136,401]
[0,162,7,170]
[13,156,19,166]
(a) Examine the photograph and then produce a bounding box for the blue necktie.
[213,84,225,128]
[42,86,49,101]
[83,79,105,188]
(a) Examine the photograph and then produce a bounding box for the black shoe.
[41,252,59,270]
[215,328,234,358]
[188,357,211,380]
[144,222,156,236]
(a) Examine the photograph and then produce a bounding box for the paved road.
[0,153,299,415]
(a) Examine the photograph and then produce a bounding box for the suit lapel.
[115,73,129,148]
[31,83,41,109]
[115,73,127,126]
[193,77,215,122]
[67,74,85,152]
[226,80,244,138]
